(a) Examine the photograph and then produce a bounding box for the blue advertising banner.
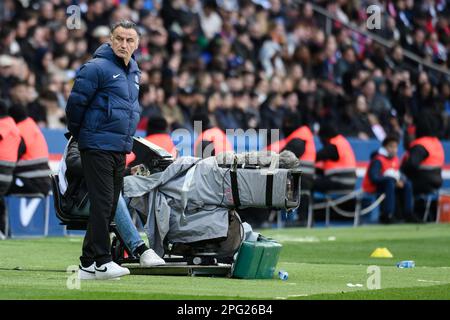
[45,195,67,237]
[6,195,46,238]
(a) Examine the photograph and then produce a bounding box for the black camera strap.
[265,173,273,207]
[230,170,241,208]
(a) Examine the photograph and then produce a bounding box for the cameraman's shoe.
[140,249,166,267]
[95,261,130,280]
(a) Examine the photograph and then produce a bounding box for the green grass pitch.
[1,224,450,300]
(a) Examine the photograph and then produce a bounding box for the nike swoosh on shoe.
[79,265,95,274]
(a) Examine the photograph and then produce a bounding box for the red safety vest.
[267,126,316,174]
[194,127,232,157]
[145,133,177,158]
[14,117,50,179]
[322,135,356,175]
[16,117,49,161]
[286,126,316,164]
[266,139,287,153]
[362,154,400,193]
[125,133,177,166]
[408,136,445,169]
[0,116,21,163]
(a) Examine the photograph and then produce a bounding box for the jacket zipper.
[126,71,133,135]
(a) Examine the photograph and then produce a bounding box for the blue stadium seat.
[418,191,440,222]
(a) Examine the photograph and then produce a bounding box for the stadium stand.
[1,0,450,234]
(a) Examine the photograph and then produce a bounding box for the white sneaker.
[140,249,166,267]
[95,261,130,280]
[78,263,96,280]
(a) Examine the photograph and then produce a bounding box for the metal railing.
[296,0,450,78]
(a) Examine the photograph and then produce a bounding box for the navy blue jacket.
[66,43,140,153]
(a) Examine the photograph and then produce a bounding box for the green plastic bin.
[232,239,282,279]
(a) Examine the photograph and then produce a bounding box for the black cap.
[192,112,210,130]
[146,116,168,135]
[318,121,338,140]
[8,104,28,123]
[415,112,437,138]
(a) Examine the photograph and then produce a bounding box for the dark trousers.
[79,149,125,267]
[0,181,11,234]
[377,179,414,219]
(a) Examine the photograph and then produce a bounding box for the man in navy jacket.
[66,20,141,280]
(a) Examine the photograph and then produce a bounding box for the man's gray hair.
[111,20,141,36]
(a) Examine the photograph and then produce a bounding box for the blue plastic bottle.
[397,260,415,268]
[278,270,288,280]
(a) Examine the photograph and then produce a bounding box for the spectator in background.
[137,84,162,130]
[0,0,449,160]
[145,115,177,157]
[260,92,286,144]
[39,90,65,129]
[275,113,316,191]
[334,46,357,86]
[193,111,232,158]
[267,112,316,225]
[343,95,380,140]
[402,113,445,196]
[259,20,287,78]
[162,93,185,131]
[0,54,16,101]
[314,121,357,193]
[362,136,417,224]
[199,0,222,40]
[177,86,198,132]
[0,100,21,237]
[7,104,51,195]
[439,81,450,139]
[8,80,46,127]
[214,91,241,131]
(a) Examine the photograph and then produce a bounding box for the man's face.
[110,26,139,63]
[10,84,29,105]
[385,141,398,158]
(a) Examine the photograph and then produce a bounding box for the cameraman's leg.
[113,194,146,255]
[113,194,165,266]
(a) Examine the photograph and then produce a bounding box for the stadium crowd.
[0,0,450,140]
[0,0,449,231]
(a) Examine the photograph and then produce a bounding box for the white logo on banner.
[20,198,42,227]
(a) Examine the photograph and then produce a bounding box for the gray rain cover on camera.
[123,155,294,256]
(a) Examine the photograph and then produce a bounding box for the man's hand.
[131,164,151,176]
[396,180,404,188]
[130,165,140,175]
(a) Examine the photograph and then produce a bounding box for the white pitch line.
[417,279,442,283]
